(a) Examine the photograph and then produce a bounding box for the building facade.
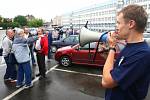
[61,0,150,32]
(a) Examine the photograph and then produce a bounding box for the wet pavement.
[0,58,106,100]
[0,52,149,100]
[11,71,105,100]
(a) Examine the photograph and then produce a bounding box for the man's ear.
[128,20,136,29]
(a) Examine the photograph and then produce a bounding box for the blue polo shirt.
[105,41,150,100]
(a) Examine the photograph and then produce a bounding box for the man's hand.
[101,31,118,88]
[108,31,118,48]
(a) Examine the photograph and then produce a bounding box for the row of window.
[64,15,150,27]
[72,17,116,23]
[63,21,150,30]
[79,23,115,27]
[76,3,116,14]
[73,10,116,18]
[63,22,150,31]
[125,0,150,4]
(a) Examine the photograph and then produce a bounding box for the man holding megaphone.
[101,4,150,100]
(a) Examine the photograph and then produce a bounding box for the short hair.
[15,29,24,37]
[118,4,148,33]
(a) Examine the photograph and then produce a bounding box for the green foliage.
[11,22,20,28]
[0,16,3,23]
[27,19,43,27]
[0,22,19,29]
[0,15,44,29]
[14,15,27,27]
[0,23,7,29]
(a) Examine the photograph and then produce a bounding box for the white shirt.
[2,36,12,57]
[24,33,29,39]
[35,35,44,50]
[35,37,41,50]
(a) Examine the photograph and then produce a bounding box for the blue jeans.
[17,61,32,86]
[4,56,17,80]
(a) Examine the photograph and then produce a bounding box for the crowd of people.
[1,26,79,89]
[1,27,53,89]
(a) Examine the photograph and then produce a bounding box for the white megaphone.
[79,27,108,47]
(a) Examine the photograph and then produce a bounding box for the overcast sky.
[0,0,110,21]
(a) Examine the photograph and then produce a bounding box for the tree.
[11,22,20,28]
[14,15,27,27]
[27,19,43,27]
[0,16,3,23]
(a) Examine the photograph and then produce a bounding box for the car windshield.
[79,42,96,50]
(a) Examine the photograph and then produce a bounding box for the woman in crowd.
[12,29,38,88]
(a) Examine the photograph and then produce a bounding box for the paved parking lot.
[0,59,105,100]
[0,58,150,100]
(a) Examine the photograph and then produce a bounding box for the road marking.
[54,68,102,77]
[32,65,58,83]
[2,64,58,100]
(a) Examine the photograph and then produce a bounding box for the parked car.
[143,33,150,45]
[55,41,126,67]
[143,33,150,38]
[51,35,79,52]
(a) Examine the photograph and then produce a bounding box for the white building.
[61,0,150,32]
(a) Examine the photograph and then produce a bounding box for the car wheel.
[51,46,57,53]
[60,56,71,67]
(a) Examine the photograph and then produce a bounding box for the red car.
[55,41,125,67]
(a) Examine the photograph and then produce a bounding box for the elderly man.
[24,27,36,80]
[35,28,48,79]
[2,29,17,82]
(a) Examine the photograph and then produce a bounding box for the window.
[80,42,96,50]
[143,33,150,38]
[64,36,74,42]
[74,36,79,42]
[98,42,109,52]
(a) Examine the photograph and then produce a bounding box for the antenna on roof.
[84,21,88,28]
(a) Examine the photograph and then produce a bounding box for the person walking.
[102,4,150,100]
